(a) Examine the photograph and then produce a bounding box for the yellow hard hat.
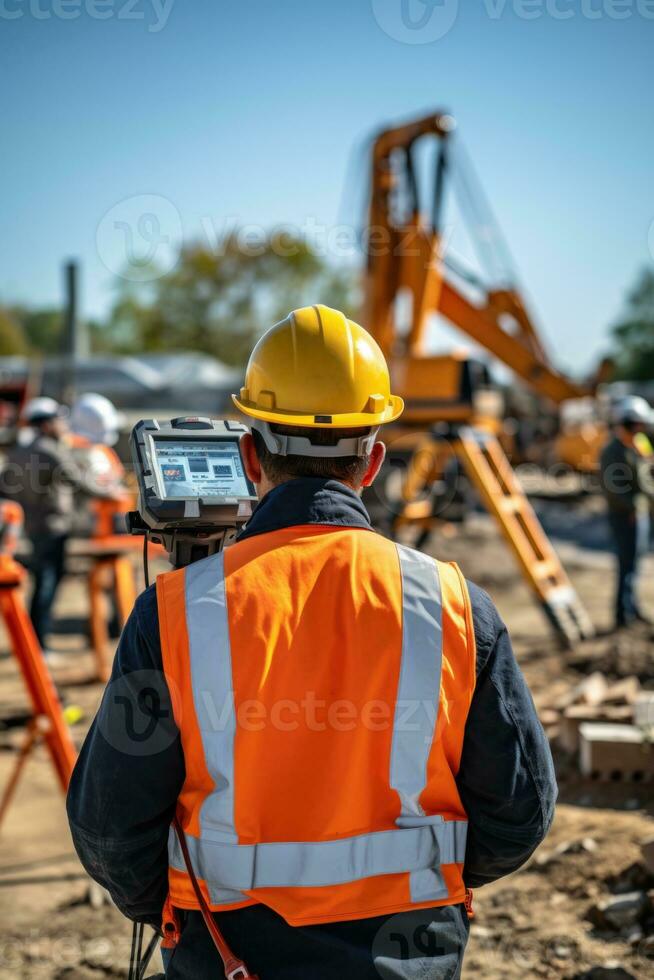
[232,305,404,428]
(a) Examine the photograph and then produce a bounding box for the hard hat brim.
[232,393,404,428]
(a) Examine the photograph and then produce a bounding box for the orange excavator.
[359,110,598,644]
[363,110,609,415]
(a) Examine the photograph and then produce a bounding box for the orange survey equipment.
[0,501,77,830]
[157,525,475,926]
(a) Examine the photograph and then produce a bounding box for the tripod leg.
[113,555,136,628]
[0,720,40,832]
[89,561,111,682]
[0,588,77,791]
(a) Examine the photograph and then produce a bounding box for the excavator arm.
[363,111,589,405]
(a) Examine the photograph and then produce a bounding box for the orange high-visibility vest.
[157,524,476,927]
[0,500,23,556]
[68,435,132,538]
[87,444,131,539]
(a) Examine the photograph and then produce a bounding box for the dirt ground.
[0,500,652,979]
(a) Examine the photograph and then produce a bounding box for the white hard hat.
[22,396,65,424]
[70,393,122,446]
[611,395,654,427]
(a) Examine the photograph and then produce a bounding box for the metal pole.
[432,140,448,235]
[61,260,87,403]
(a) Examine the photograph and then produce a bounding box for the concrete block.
[558,704,633,754]
[579,723,654,780]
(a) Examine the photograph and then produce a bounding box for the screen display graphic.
[153,440,251,499]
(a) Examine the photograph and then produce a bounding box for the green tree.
[0,308,29,355]
[93,232,360,366]
[611,268,654,380]
[11,306,64,354]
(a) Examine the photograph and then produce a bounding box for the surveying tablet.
[128,417,257,568]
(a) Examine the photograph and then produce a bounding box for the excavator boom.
[363,110,589,406]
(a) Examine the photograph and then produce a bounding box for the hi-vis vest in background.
[157,525,476,926]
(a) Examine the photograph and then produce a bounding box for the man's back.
[68,479,556,980]
[159,524,473,926]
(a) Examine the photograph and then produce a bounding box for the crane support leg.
[453,428,594,645]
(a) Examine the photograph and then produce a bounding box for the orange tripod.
[84,537,138,682]
[0,503,77,830]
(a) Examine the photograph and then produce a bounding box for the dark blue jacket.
[67,479,556,979]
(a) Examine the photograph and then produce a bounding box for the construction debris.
[588,891,651,932]
[538,669,654,781]
[555,672,610,711]
[535,837,599,868]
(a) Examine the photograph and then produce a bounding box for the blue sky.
[1,0,653,374]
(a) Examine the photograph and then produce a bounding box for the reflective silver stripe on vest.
[392,544,448,901]
[167,827,247,907]
[173,542,467,904]
[169,818,468,896]
[172,554,249,904]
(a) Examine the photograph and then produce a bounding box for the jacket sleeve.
[456,583,557,888]
[51,443,121,500]
[66,584,184,925]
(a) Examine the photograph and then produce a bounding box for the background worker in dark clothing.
[0,397,116,650]
[600,395,654,630]
[67,307,557,980]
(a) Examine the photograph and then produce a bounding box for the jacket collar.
[237,478,372,542]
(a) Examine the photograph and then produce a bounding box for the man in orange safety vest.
[68,306,556,979]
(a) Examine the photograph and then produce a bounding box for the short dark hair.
[252,424,372,486]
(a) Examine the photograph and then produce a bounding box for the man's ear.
[240,432,262,485]
[361,440,386,488]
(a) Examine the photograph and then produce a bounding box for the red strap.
[173,817,258,980]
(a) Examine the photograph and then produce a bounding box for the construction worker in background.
[68,393,132,537]
[600,395,654,630]
[67,306,556,980]
[0,397,118,652]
